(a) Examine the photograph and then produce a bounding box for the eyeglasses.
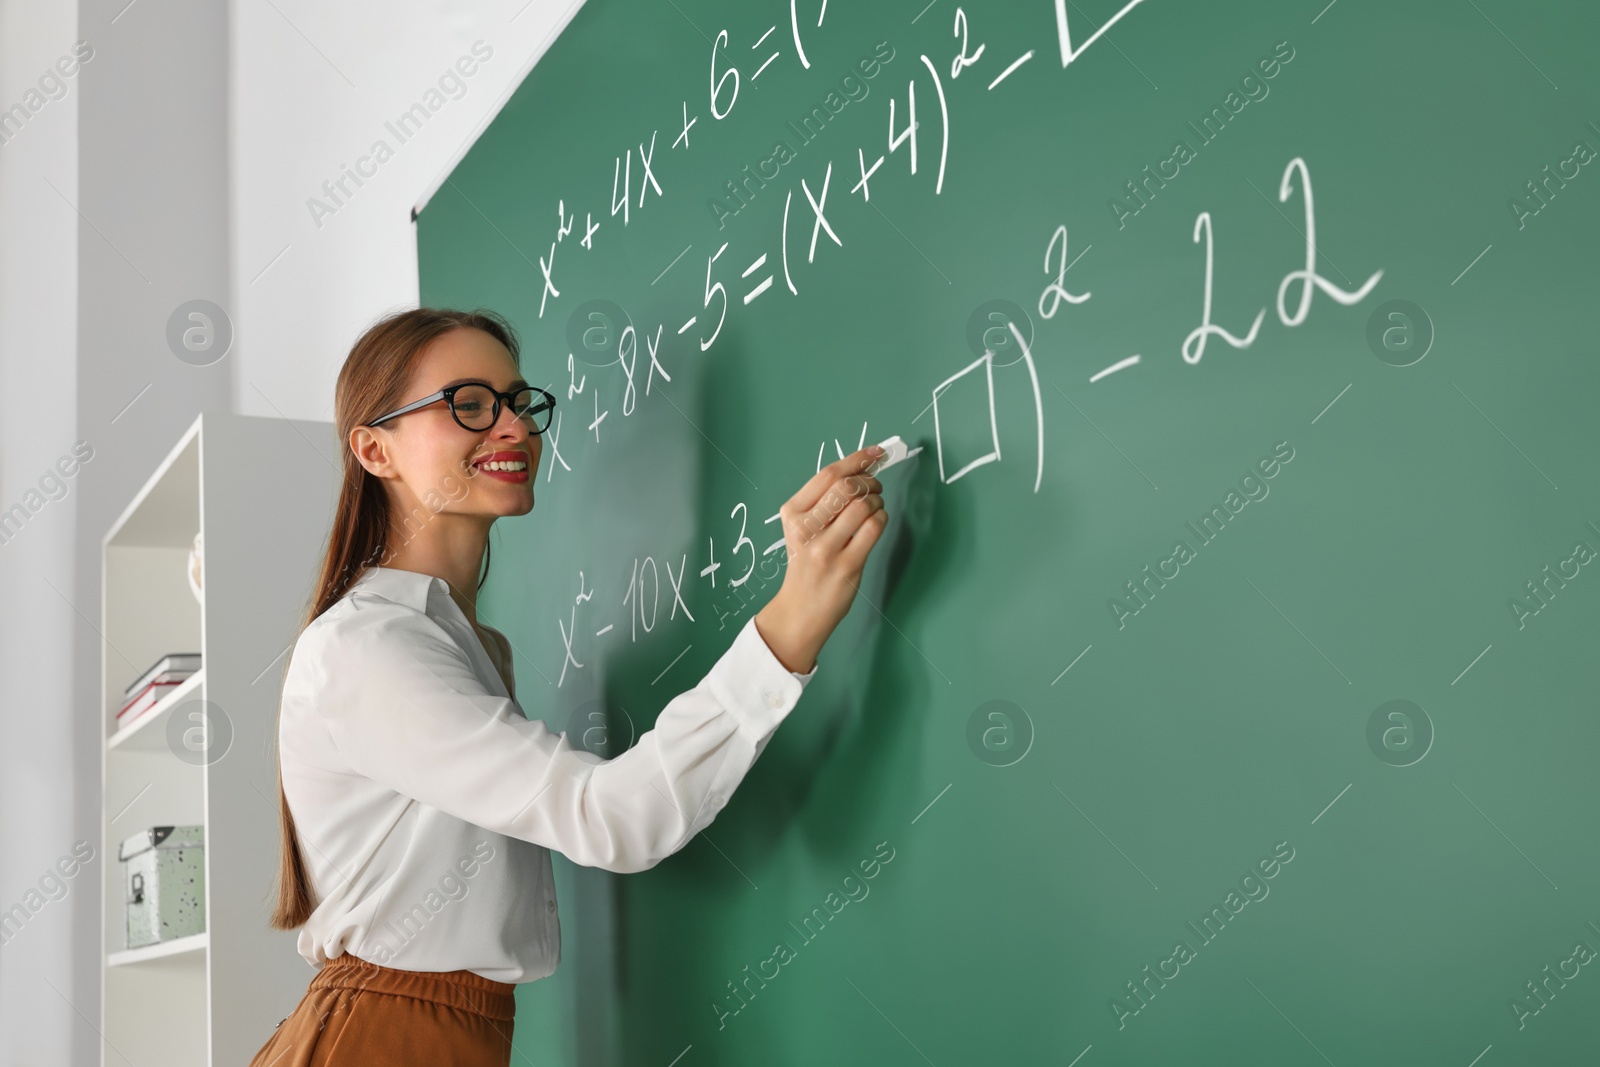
[367,382,556,434]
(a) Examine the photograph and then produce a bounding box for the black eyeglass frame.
[366,382,557,434]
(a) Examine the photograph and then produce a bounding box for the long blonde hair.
[270,306,521,929]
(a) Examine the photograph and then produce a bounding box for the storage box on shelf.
[118,825,206,950]
[100,413,338,1067]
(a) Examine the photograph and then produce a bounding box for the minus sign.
[677,317,697,334]
[596,624,614,636]
[987,49,1034,91]
[1089,354,1140,382]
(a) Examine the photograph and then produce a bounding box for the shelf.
[107,931,208,967]
[104,420,200,550]
[108,671,205,752]
[101,414,342,1067]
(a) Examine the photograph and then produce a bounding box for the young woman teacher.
[247,308,888,1066]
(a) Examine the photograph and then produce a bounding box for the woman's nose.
[490,405,530,438]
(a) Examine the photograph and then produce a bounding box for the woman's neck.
[379,515,491,625]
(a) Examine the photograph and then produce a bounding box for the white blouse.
[278,564,815,983]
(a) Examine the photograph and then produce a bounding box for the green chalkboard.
[417,0,1600,1062]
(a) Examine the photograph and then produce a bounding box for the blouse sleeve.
[480,624,516,700]
[301,601,812,873]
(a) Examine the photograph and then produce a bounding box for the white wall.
[231,0,587,424]
[0,2,85,1063]
[0,1,583,1061]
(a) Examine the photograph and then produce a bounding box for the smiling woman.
[348,321,550,593]
[247,306,890,1066]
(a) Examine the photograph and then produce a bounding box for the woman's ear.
[349,424,396,479]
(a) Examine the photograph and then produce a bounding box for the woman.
[247,307,888,1066]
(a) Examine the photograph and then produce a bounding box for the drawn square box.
[931,352,1002,484]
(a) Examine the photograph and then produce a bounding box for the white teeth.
[477,460,527,472]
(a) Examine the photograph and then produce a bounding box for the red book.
[116,679,185,724]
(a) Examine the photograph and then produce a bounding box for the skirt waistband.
[310,951,517,1022]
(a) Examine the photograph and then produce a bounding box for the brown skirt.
[247,951,517,1067]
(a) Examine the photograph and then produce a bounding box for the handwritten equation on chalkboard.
[505,0,1386,684]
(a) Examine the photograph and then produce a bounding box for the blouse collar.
[347,565,450,613]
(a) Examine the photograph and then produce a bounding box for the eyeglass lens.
[451,385,553,432]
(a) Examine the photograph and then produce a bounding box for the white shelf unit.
[108,931,209,968]
[108,670,205,751]
[101,412,341,1067]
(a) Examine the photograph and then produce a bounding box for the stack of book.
[117,653,202,729]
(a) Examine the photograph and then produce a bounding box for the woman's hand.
[753,446,888,674]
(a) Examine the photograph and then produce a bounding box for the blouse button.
[546,898,556,913]
[765,691,783,709]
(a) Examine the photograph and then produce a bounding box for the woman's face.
[355,326,542,523]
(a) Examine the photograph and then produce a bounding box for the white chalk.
[865,435,912,476]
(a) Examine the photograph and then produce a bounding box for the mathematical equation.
[515,0,1384,683]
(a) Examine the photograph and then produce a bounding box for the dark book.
[123,653,201,697]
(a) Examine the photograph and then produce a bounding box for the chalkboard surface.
[417,1,1600,1063]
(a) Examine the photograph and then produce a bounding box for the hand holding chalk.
[865,435,912,477]
[753,441,895,674]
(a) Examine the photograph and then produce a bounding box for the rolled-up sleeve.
[305,603,809,874]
